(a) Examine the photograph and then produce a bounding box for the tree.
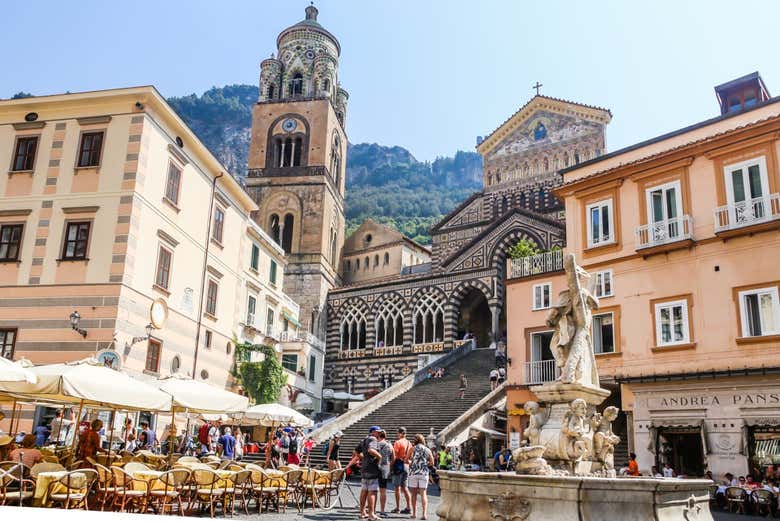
[233,343,287,404]
[507,238,541,259]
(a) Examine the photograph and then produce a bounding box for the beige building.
[340,220,431,285]
[0,86,309,430]
[505,73,780,478]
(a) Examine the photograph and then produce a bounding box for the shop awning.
[469,425,506,439]
[283,312,301,329]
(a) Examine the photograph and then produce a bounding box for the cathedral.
[246,6,612,400]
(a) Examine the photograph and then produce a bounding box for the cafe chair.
[0,464,34,506]
[93,463,122,511]
[724,486,747,514]
[192,469,231,518]
[47,468,97,510]
[231,470,252,515]
[283,469,304,513]
[110,466,150,513]
[149,468,191,516]
[752,489,774,517]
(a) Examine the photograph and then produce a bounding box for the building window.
[0,329,16,360]
[384,252,390,265]
[593,270,613,298]
[269,260,278,285]
[212,206,225,243]
[592,312,615,354]
[724,157,769,212]
[165,161,182,205]
[340,302,367,350]
[266,308,275,336]
[364,256,369,270]
[345,260,351,272]
[206,279,218,316]
[267,84,275,100]
[290,72,304,97]
[330,228,337,266]
[145,338,162,373]
[533,283,552,310]
[0,224,24,262]
[204,330,212,348]
[250,243,260,271]
[586,199,614,247]
[77,131,104,167]
[654,299,690,346]
[739,287,780,337]
[308,355,317,382]
[281,354,298,372]
[282,214,294,253]
[413,292,445,344]
[11,136,38,171]
[247,294,257,325]
[375,296,404,347]
[61,221,91,260]
[155,245,173,290]
[269,214,280,244]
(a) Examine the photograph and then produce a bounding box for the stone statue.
[547,253,599,386]
[522,401,547,447]
[591,406,620,470]
[559,398,589,461]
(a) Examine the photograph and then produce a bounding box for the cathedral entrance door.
[456,288,492,348]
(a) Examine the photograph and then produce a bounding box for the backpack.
[198,423,210,445]
[321,439,330,456]
[281,435,290,449]
[289,437,298,454]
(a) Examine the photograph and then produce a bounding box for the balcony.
[522,359,559,385]
[635,215,694,255]
[714,194,780,237]
[508,250,563,280]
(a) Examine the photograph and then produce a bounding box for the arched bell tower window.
[269,214,281,244]
[274,136,304,168]
[323,78,331,93]
[267,84,275,100]
[281,213,294,253]
[290,72,304,97]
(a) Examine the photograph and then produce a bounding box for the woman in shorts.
[408,434,434,520]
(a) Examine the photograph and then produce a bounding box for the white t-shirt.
[489,369,499,380]
[663,467,674,477]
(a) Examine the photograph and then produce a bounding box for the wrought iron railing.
[522,359,559,385]
[508,249,564,279]
[635,215,693,249]
[714,194,780,232]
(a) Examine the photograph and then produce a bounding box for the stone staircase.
[307,348,496,469]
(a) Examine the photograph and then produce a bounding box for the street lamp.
[131,323,154,345]
[69,311,87,338]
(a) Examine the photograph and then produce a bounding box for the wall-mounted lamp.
[134,101,144,110]
[506,357,512,367]
[130,323,154,346]
[69,311,87,338]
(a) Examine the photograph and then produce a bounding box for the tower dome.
[276,4,341,56]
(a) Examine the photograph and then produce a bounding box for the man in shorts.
[391,427,412,514]
[358,425,383,521]
[376,430,395,516]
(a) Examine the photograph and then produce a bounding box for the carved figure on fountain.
[591,405,621,472]
[521,401,547,447]
[559,398,589,462]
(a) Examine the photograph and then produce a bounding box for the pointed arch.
[372,292,406,347]
[338,298,370,351]
[410,287,447,345]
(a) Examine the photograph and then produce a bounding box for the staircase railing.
[308,339,477,443]
[436,381,506,447]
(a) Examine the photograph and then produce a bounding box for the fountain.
[436,254,713,521]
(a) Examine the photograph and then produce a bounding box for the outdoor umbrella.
[242,402,313,427]
[0,357,37,384]
[155,374,248,414]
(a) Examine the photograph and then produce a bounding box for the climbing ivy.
[232,342,287,404]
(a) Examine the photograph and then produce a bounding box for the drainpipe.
[192,172,224,378]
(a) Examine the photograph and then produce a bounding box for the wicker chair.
[93,463,123,511]
[254,469,282,513]
[322,468,345,509]
[124,461,151,474]
[724,486,747,514]
[47,469,97,510]
[192,469,231,518]
[752,488,775,517]
[0,464,34,506]
[149,468,191,516]
[110,466,150,513]
[283,469,304,513]
[231,470,253,515]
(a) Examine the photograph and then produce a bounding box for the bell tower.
[245,5,347,340]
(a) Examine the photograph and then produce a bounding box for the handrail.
[436,381,507,446]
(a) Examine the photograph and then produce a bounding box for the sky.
[3,1,780,161]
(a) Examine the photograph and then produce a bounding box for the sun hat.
[0,435,13,446]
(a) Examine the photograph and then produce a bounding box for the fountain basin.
[436,471,713,521]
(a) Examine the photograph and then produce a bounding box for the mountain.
[167,85,483,244]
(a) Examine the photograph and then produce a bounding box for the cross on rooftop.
[533,82,543,96]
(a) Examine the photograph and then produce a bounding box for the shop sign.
[652,392,780,409]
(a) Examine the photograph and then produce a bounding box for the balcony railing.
[508,249,564,279]
[522,359,559,385]
[635,215,693,249]
[714,194,780,233]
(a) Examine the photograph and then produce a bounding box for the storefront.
[625,374,780,478]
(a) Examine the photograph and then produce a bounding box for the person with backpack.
[376,429,395,517]
[198,419,211,456]
[326,431,342,469]
[279,430,291,464]
[287,429,302,465]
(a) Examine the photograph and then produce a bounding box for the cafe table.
[33,470,86,507]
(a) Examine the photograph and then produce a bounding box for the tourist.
[409,433,434,520]
[9,434,43,467]
[177,428,193,455]
[458,373,468,399]
[121,417,135,450]
[358,426,383,521]
[302,436,315,466]
[627,453,640,476]
[391,427,412,514]
[198,419,211,455]
[279,429,291,464]
[498,447,512,471]
[497,366,506,384]
[209,420,221,454]
[662,462,674,477]
[704,470,714,482]
[489,368,499,391]
[651,466,662,478]
[745,475,758,489]
[218,426,236,461]
[33,422,49,447]
[136,431,148,453]
[376,429,394,517]
[287,429,302,465]
[235,427,244,460]
[139,421,156,452]
[326,431,342,469]
[437,446,449,470]
[48,409,74,445]
[77,419,107,464]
